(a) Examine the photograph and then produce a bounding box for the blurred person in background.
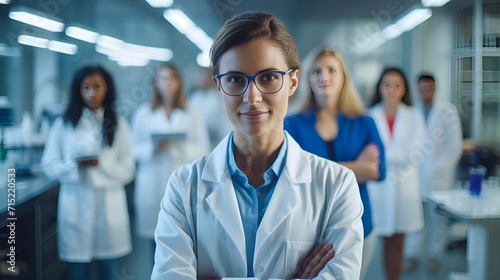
[152,12,364,280]
[404,73,463,273]
[131,63,210,268]
[188,67,232,149]
[41,65,135,280]
[284,48,386,280]
[367,67,426,280]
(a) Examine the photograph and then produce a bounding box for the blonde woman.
[285,48,386,279]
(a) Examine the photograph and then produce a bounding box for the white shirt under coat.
[151,132,364,280]
[41,108,135,262]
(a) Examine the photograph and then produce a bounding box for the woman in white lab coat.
[131,63,210,257]
[152,12,364,280]
[41,66,135,280]
[367,67,425,280]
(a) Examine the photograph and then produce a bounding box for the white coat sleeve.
[315,169,364,280]
[434,105,463,171]
[87,118,135,188]
[152,168,197,280]
[131,106,155,163]
[41,118,80,183]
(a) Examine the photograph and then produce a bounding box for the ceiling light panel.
[422,0,451,7]
[48,40,78,55]
[9,6,64,32]
[18,35,49,48]
[66,26,100,43]
[146,0,173,8]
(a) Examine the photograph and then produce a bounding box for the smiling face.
[80,73,107,111]
[309,54,345,108]
[379,71,406,107]
[215,38,299,138]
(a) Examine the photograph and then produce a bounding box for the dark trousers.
[67,259,116,280]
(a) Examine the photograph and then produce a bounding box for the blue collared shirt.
[227,132,288,277]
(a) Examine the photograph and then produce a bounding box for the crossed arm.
[197,243,334,280]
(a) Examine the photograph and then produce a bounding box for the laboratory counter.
[0,172,65,280]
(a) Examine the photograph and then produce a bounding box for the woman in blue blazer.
[285,48,386,280]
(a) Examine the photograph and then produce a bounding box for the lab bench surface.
[0,173,65,279]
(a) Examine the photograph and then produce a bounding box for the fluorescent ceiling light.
[359,7,432,55]
[18,35,78,55]
[196,51,210,67]
[185,26,214,51]
[9,6,64,32]
[1,0,12,4]
[396,8,432,32]
[422,0,451,7]
[107,52,150,67]
[163,9,196,35]
[18,35,49,49]
[114,57,150,67]
[125,43,173,61]
[66,26,100,43]
[381,24,403,41]
[48,40,77,55]
[97,34,172,66]
[146,0,173,8]
[97,35,125,51]
[163,8,213,52]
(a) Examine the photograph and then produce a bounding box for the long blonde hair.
[294,48,364,117]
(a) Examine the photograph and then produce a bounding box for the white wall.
[409,10,454,103]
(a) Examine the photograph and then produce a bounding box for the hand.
[357,143,379,164]
[77,157,99,168]
[349,143,380,182]
[294,243,335,279]
[154,139,170,154]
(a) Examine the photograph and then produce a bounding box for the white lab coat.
[367,104,425,236]
[404,100,463,258]
[41,109,135,262]
[152,132,364,280]
[416,100,463,197]
[131,103,210,238]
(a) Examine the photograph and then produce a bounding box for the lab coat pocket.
[284,241,314,279]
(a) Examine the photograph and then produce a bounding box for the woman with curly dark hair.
[42,65,135,280]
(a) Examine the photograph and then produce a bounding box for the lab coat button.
[257,266,264,273]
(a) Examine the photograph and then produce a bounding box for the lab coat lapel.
[370,105,391,144]
[203,134,247,265]
[391,105,409,144]
[205,177,247,264]
[255,134,309,253]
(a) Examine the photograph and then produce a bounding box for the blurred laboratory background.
[0,0,499,279]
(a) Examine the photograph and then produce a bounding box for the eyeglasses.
[215,69,294,96]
